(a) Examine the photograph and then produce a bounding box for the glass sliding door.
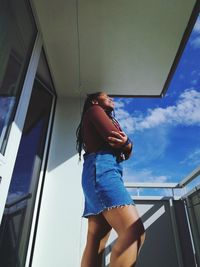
[0,1,56,265]
[0,50,55,267]
[0,0,37,154]
[0,0,40,233]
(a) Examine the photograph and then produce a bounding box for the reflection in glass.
[0,0,37,153]
[0,79,53,266]
[0,48,55,266]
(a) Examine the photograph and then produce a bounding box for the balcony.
[90,167,200,267]
[1,1,200,266]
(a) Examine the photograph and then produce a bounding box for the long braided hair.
[76,92,103,160]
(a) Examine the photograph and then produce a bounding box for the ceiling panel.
[32,0,199,97]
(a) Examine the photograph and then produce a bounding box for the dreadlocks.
[76,92,102,160]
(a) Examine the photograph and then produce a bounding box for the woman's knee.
[118,218,145,250]
[128,218,145,238]
[132,219,146,254]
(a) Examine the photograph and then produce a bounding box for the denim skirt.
[82,151,134,218]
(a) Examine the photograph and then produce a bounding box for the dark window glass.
[0,0,37,154]
[36,50,55,92]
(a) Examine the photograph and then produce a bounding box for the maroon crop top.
[82,105,121,153]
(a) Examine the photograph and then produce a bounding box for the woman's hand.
[108,131,128,148]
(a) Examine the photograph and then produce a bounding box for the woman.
[76,92,145,267]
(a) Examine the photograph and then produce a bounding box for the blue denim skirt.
[82,151,134,218]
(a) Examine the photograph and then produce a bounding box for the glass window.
[0,0,37,154]
[0,50,55,266]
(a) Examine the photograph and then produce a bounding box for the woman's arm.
[87,105,120,140]
[108,131,133,159]
[87,105,132,159]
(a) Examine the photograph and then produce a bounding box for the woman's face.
[96,93,114,111]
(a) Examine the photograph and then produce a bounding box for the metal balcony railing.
[118,166,200,267]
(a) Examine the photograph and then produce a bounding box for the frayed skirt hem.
[82,202,135,218]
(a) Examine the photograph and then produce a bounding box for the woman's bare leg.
[81,214,112,267]
[103,205,145,267]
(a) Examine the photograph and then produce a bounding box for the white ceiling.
[32,0,198,97]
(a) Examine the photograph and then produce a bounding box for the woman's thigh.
[102,205,144,236]
[87,214,112,241]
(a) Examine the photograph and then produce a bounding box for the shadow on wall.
[47,96,83,172]
[102,199,196,267]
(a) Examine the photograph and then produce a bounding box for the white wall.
[32,97,85,267]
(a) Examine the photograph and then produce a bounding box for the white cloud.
[190,36,200,49]
[114,89,200,134]
[115,108,129,119]
[180,148,200,166]
[193,16,200,34]
[135,89,200,131]
[123,98,132,105]
[114,100,124,109]
[124,168,169,183]
[115,108,135,133]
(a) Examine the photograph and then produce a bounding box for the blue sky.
[114,15,200,185]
